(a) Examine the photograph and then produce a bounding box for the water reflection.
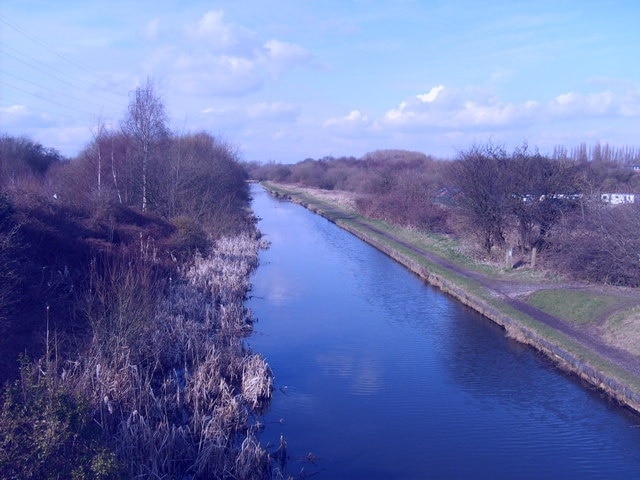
[258,264,304,306]
[316,348,383,396]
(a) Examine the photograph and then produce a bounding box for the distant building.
[600,193,635,205]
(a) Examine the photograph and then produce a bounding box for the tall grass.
[61,233,275,479]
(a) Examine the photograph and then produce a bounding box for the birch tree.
[121,79,169,211]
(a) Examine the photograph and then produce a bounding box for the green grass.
[526,289,619,325]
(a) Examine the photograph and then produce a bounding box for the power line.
[0,43,124,108]
[1,79,101,118]
[0,14,128,97]
[0,96,90,122]
[2,70,121,113]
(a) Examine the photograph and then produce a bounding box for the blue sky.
[1,0,639,162]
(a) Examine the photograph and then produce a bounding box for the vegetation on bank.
[247,144,640,287]
[0,81,279,479]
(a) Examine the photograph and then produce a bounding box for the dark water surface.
[247,185,640,479]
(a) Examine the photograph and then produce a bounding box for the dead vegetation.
[602,307,640,357]
[1,232,277,479]
[60,233,276,479]
[249,145,640,286]
[0,181,280,478]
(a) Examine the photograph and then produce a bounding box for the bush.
[165,215,210,261]
[548,204,640,286]
[0,359,123,479]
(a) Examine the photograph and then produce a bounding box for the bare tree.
[121,79,169,211]
[549,203,640,286]
[90,119,108,201]
[504,145,581,251]
[448,144,510,254]
[168,132,249,230]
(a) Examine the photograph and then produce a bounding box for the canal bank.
[259,181,640,416]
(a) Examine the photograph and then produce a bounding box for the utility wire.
[1,79,100,118]
[0,96,90,121]
[0,43,124,108]
[2,70,120,112]
[0,14,128,97]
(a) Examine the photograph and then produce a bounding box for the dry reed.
[60,232,275,479]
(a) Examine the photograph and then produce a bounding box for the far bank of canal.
[248,184,640,479]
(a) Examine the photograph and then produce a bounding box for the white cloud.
[379,84,640,132]
[324,110,370,128]
[1,104,29,117]
[146,10,312,97]
[264,39,312,78]
[0,105,92,156]
[548,90,631,117]
[196,101,300,135]
[188,10,260,55]
[311,82,640,161]
[170,50,264,96]
[200,107,230,115]
[416,85,444,103]
[0,104,60,129]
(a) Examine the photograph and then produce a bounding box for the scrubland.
[0,81,281,479]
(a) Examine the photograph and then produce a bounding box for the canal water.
[246,185,640,479]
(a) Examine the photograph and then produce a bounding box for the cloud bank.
[146,10,312,96]
[323,82,640,137]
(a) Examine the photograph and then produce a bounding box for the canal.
[247,184,640,479]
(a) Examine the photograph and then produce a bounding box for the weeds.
[1,233,276,479]
[81,233,273,479]
[0,358,124,479]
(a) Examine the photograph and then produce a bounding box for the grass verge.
[527,290,619,325]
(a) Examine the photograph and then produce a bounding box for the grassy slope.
[261,182,640,411]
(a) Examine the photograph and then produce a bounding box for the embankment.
[262,182,640,415]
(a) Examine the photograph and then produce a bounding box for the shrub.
[548,204,640,286]
[0,359,122,479]
[0,193,20,322]
[165,215,210,261]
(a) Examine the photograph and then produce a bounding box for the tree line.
[247,143,640,287]
[553,142,640,165]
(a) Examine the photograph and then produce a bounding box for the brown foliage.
[547,203,640,286]
[249,150,451,232]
